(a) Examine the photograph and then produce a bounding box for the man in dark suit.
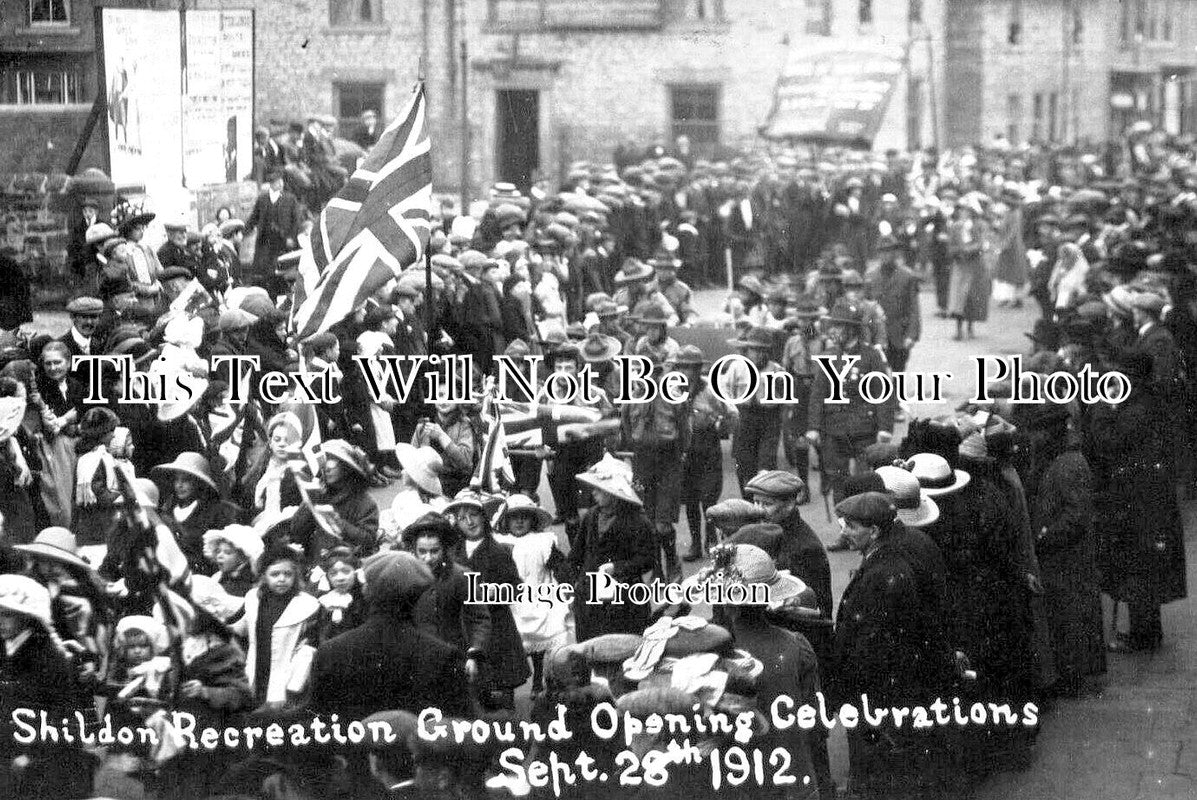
[866,234,922,372]
[244,171,304,290]
[351,109,381,150]
[66,199,100,280]
[309,550,469,796]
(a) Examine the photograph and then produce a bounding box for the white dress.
[493,530,572,653]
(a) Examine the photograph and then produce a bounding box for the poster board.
[182,10,255,187]
[760,38,909,147]
[101,9,184,203]
[101,8,255,205]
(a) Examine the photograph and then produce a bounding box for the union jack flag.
[292,82,433,339]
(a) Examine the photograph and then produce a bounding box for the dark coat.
[245,189,304,275]
[924,472,1039,700]
[460,536,531,689]
[1033,450,1106,682]
[0,253,33,329]
[0,628,96,799]
[310,614,471,721]
[413,561,492,661]
[866,262,922,349]
[162,494,239,575]
[289,483,380,560]
[568,503,656,641]
[1088,394,1187,606]
[829,535,952,707]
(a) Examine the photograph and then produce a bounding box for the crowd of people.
[0,120,1192,800]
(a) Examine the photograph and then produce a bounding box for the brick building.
[943,0,1197,148]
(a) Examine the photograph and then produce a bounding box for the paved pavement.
[51,284,1197,799]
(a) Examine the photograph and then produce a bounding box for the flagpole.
[425,244,434,344]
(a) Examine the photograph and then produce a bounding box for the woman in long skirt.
[947,201,991,340]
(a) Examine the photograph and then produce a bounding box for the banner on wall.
[101,8,255,202]
[102,9,184,201]
[760,38,909,147]
[182,10,255,187]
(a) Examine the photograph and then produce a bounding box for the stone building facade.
[198,0,944,198]
[943,0,1197,148]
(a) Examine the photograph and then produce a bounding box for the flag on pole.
[292,82,433,339]
[470,379,515,494]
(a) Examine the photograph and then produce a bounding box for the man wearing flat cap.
[58,295,103,382]
[158,219,200,275]
[829,491,956,798]
[741,469,832,649]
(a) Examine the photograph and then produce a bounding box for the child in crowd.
[103,615,174,773]
[316,546,366,641]
[491,494,572,694]
[231,545,320,708]
[202,524,263,598]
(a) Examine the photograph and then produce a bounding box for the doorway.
[496,89,539,192]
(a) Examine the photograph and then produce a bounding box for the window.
[1048,91,1059,141]
[1032,92,1044,141]
[909,0,923,25]
[335,82,385,131]
[679,0,724,21]
[858,0,873,25]
[1072,5,1083,45]
[1164,0,1174,40]
[805,0,831,35]
[670,84,719,153]
[1008,0,1023,45]
[330,0,381,26]
[1,67,82,105]
[1007,93,1023,144]
[29,0,69,25]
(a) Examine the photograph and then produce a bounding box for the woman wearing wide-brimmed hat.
[14,525,111,678]
[690,542,821,797]
[155,451,238,575]
[568,454,657,641]
[287,439,380,561]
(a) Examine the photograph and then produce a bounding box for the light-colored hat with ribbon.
[874,465,940,528]
[576,453,641,506]
[492,494,553,531]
